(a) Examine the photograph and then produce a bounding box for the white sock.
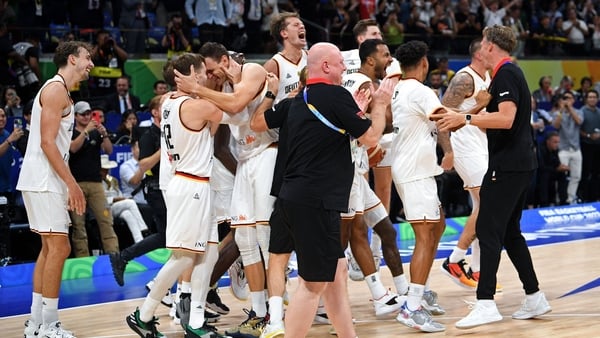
[449,247,467,263]
[189,300,206,329]
[181,281,192,294]
[393,274,409,295]
[268,296,284,324]
[31,292,42,324]
[526,291,541,300]
[471,239,481,272]
[41,297,59,325]
[406,283,424,311]
[251,291,267,317]
[365,272,387,300]
[139,298,161,323]
[477,299,496,307]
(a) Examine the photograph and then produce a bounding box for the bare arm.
[40,83,86,215]
[442,72,474,109]
[176,63,268,113]
[213,125,237,175]
[357,77,397,147]
[250,73,279,132]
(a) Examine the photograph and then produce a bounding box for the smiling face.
[74,46,94,81]
[203,55,228,86]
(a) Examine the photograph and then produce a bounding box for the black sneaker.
[207,288,230,315]
[126,307,164,337]
[177,292,192,329]
[205,309,221,323]
[109,252,126,286]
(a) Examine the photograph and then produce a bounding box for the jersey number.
[162,124,180,161]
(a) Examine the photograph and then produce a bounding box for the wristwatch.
[265,91,276,100]
[465,114,472,125]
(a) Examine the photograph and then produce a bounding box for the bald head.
[307,42,346,85]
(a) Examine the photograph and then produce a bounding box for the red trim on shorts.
[175,171,209,182]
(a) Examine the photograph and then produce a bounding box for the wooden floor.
[2,238,600,337]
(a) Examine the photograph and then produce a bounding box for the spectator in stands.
[243,0,264,53]
[119,140,147,205]
[161,13,191,60]
[536,131,568,207]
[105,76,141,114]
[504,6,528,58]
[185,0,231,48]
[532,75,554,104]
[0,105,23,264]
[68,0,106,30]
[577,76,593,100]
[144,80,168,107]
[551,91,583,204]
[562,7,589,57]
[12,35,41,103]
[329,0,352,49]
[554,75,579,102]
[88,29,129,98]
[479,0,520,28]
[382,9,404,53]
[101,154,149,243]
[69,101,119,257]
[2,87,22,117]
[591,15,600,56]
[579,89,600,202]
[405,1,433,44]
[113,110,140,144]
[454,0,483,54]
[14,99,32,156]
[427,69,447,101]
[120,0,154,54]
[430,1,456,54]
[0,23,27,90]
[531,15,556,56]
[531,95,555,146]
[261,0,280,53]
[433,56,454,87]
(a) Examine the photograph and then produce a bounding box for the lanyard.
[303,87,347,135]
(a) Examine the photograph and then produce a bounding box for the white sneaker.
[347,252,364,281]
[512,292,552,319]
[259,321,285,338]
[396,303,445,333]
[228,257,249,300]
[373,291,403,316]
[24,319,41,338]
[38,321,76,338]
[456,300,503,329]
[313,312,330,325]
[421,290,445,315]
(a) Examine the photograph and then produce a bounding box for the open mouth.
[299,32,306,40]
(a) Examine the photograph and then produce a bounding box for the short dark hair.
[53,41,91,68]
[586,89,599,99]
[153,80,167,90]
[353,19,378,38]
[163,60,175,87]
[468,38,483,58]
[395,40,428,70]
[359,38,386,64]
[199,42,228,61]
[171,53,205,77]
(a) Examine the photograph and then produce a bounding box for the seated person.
[119,141,147,205]
[101,155,148,243]
[112,110,140,144]
[536,131,568,207]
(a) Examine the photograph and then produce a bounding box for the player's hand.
[474,90,492,108]
[67,181,86,215]
[372,77,397,106]
[431,109,464,132]
[353,86,372,113]
[266,72,279,95]
[174,65,199,95]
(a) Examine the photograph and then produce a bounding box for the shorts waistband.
[175,171,209,182]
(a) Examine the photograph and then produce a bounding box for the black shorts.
[268,198,294,254]
[279,198,344,282]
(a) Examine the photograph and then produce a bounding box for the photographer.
[161,13,191,60]
[88,29,129,98]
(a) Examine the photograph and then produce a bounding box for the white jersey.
[271,50,308,103]
[450,66,490,158]
[342,48,401,78]
[222,81,278,161]
[342,71,371,175]
[17,75,73,194]
[161,94,214,177]
[391,78,444,183]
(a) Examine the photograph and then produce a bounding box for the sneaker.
[109,252,126,287]
[441,258,477,289]
[38,321,76,338]
[259,321,284,338]
[225,309,265,337]
[205,310,221,323]
[169,302,180,324]
[185,323,229,338]
[228,257,249,301]
[373,291,403,316]
[455,300,502,329]
[207,288,230,315]
[177,293,191,328]
[313,312,331,325]
[145,280,173,307]
[24,319,41,338]
[512,292,552,320]
[396,303,445,333]
[126,308,164,338]
[347,252,364,281]
[421,290,445,315]
[469,269,503,292]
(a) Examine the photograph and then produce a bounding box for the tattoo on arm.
[441,72,474,109]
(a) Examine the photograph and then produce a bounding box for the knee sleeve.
[364,203,388,228]
[256,224,271,269]
[235,226,262,266]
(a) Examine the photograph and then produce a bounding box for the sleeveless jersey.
[17,75,74,194]
[450,66,491,157]
[271,50,308,103]
[342,72,371,174]
[161,95,214,177]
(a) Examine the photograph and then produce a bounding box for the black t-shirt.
[69,129,103,182]
[265,97,293,197]
[138,124,161,178]
[278,81,371,212]
[486,62,537,172]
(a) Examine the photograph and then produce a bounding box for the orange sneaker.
[469,268,503,292]
[440,258,477,289]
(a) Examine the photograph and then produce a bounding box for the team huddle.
[18,11,551,338]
